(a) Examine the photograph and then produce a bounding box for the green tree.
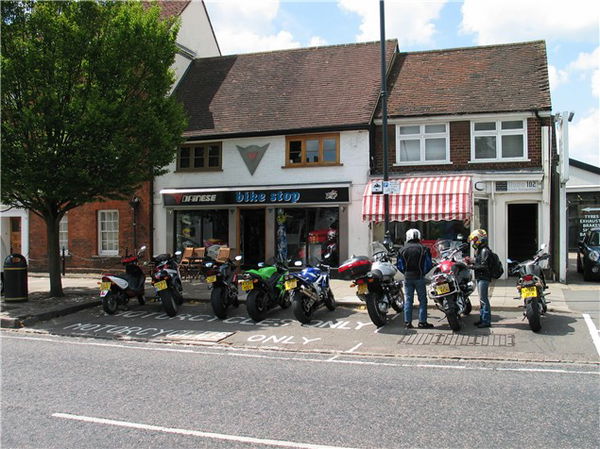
[1,1,187,296]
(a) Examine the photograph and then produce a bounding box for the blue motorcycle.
[285,259,336,324]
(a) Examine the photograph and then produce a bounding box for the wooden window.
[177,142,222,171]
[285,134,340,167]
[98,210,119,256]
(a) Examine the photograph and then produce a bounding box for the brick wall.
[371,117,547,175]
[28,182,152,272]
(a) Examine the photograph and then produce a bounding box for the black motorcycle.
[206,254,243,319]
[100,246,147,314]
[508,246,550,332]
[150,251,184,317]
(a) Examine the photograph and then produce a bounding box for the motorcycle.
[239,259,291,322]
[426,239,474,331]
[338,241,404,328]
[285,257,336,324]
[149,251,184,317]
[100,246,147,315]
[508,245,550,332]
[205,254,243,319]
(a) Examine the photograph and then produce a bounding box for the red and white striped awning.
[362,176,472,223]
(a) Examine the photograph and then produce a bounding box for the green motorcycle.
[239,260,291,322]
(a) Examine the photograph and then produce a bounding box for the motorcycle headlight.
[589,251,600,262]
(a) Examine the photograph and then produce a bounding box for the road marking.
[3,333,599,375]
[346,343,363,353]
[52,413,360,449]
[582,314,600,357]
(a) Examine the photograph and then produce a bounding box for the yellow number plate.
[435,283,450,295]
[154,280,167,291]
[100,282,111,291]
[206,275,217,284]
[521,286,537,298]
[357,284,368,295]
[285,279,297,290]
[241,280,254,291]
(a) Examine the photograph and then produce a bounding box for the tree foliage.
[1,0,187,295]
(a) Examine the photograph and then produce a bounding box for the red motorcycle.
[426,239,473,331]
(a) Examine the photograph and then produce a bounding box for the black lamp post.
[129,195,141,251]
[379,0,390,235]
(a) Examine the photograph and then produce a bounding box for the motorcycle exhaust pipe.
[299,284,319,301]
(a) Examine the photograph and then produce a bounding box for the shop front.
[160,184,350,267]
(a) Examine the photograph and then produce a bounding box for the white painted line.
[415,364,467,370]
[582,314,600,358]
[328,355,339,361]
[346,343,363,353]
[52,413,360,449]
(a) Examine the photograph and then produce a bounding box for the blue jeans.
[477,279,491,325]
[403,278,428,324]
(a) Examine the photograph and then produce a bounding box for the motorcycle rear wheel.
[446,311,461,331]
[247,290,268,322]
[291,290,313,324]
[102,291,118,315]
[526,300,541,332]
[159,288,178,317]
[365,292,387,328]
[325,288,336,311]
[211,286,228,319]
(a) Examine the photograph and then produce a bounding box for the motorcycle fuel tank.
[372,261,398,280]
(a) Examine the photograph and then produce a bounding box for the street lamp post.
[379,0,390,236]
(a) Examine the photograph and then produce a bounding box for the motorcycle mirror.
[294,260,303,267]
[258,262,265,268]
[175,250,182,257]
[234,255,243,261]
[323,253,331,259]
[456,234,464,241]
[507,258,514,264]
[138,245,147,254]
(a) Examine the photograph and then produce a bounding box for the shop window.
[175,210,229,252]
[274,207,339,266]
[471,119,527,162]
[285,134,340,167]
[389,220,469,258]
[177,142,222,171]
[98,210,119,256]
[395,123,449,165]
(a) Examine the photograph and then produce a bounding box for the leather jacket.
[473,245,492,281]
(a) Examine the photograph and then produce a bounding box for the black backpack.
[488,250,504,279]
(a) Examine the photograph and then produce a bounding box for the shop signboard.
[163,186,350,206]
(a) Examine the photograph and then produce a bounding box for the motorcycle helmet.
[468,229,488,249]
[405,228,421,242]
[327,228,337,241]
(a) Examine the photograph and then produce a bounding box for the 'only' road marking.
[52,413,361,449]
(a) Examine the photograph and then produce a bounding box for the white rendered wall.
[178,1,220,58]
[153,130,371,259]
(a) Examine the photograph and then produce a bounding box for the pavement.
[0,271,594,329]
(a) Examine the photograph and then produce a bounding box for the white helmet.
[405,228,421,242]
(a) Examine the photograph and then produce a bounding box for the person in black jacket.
[397,229,433,329]
[467,229,492,328]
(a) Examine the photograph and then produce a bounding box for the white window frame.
[98,210,119,256]
[394,123,450,166]
[59,214,69,255]
[470,118,528,163]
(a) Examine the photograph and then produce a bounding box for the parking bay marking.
[582,313,600,357]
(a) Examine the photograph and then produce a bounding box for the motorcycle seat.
[111,274,145,291]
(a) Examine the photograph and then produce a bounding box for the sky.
[203,0,600,167]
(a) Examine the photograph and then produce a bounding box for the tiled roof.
[143,1,190,19]
[383,40,551,118]
[175,40,398,138]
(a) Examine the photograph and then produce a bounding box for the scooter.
[150,251,184,317]
[100,246,147,315]
[285,257,336,324]
[239,259,290,322]
[508,245,550,332]
[206,254,243,319]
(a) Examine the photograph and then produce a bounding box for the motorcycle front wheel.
[246,290,268,322]
[444,299,461,331]
[463,298,472,316]
[102,291,118,315]
[325,288,336,311]
[526,300,541,332]
[291,290,313,324]
[365,292,387,327]
[211,286,228,319]
[159,288,178,317]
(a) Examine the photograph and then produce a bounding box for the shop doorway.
[240,209,265,267]
[508,203,538,262]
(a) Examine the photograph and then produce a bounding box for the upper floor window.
[59,214,68,254]
[98,210,119,256]
[395,123,449,165]
[285,134,340,167]
[178,142,222,171]
[471,119,527,162]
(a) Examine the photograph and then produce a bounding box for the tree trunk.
[45,215,64,297]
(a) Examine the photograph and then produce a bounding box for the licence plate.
[100,282,111,297]
[521,286,537,298]
[241,280,254,291]
[435,283,450,295]
[154,280,167,291]
[357,284,368,295]
[206,275,217,284]
[285,279,297,290]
